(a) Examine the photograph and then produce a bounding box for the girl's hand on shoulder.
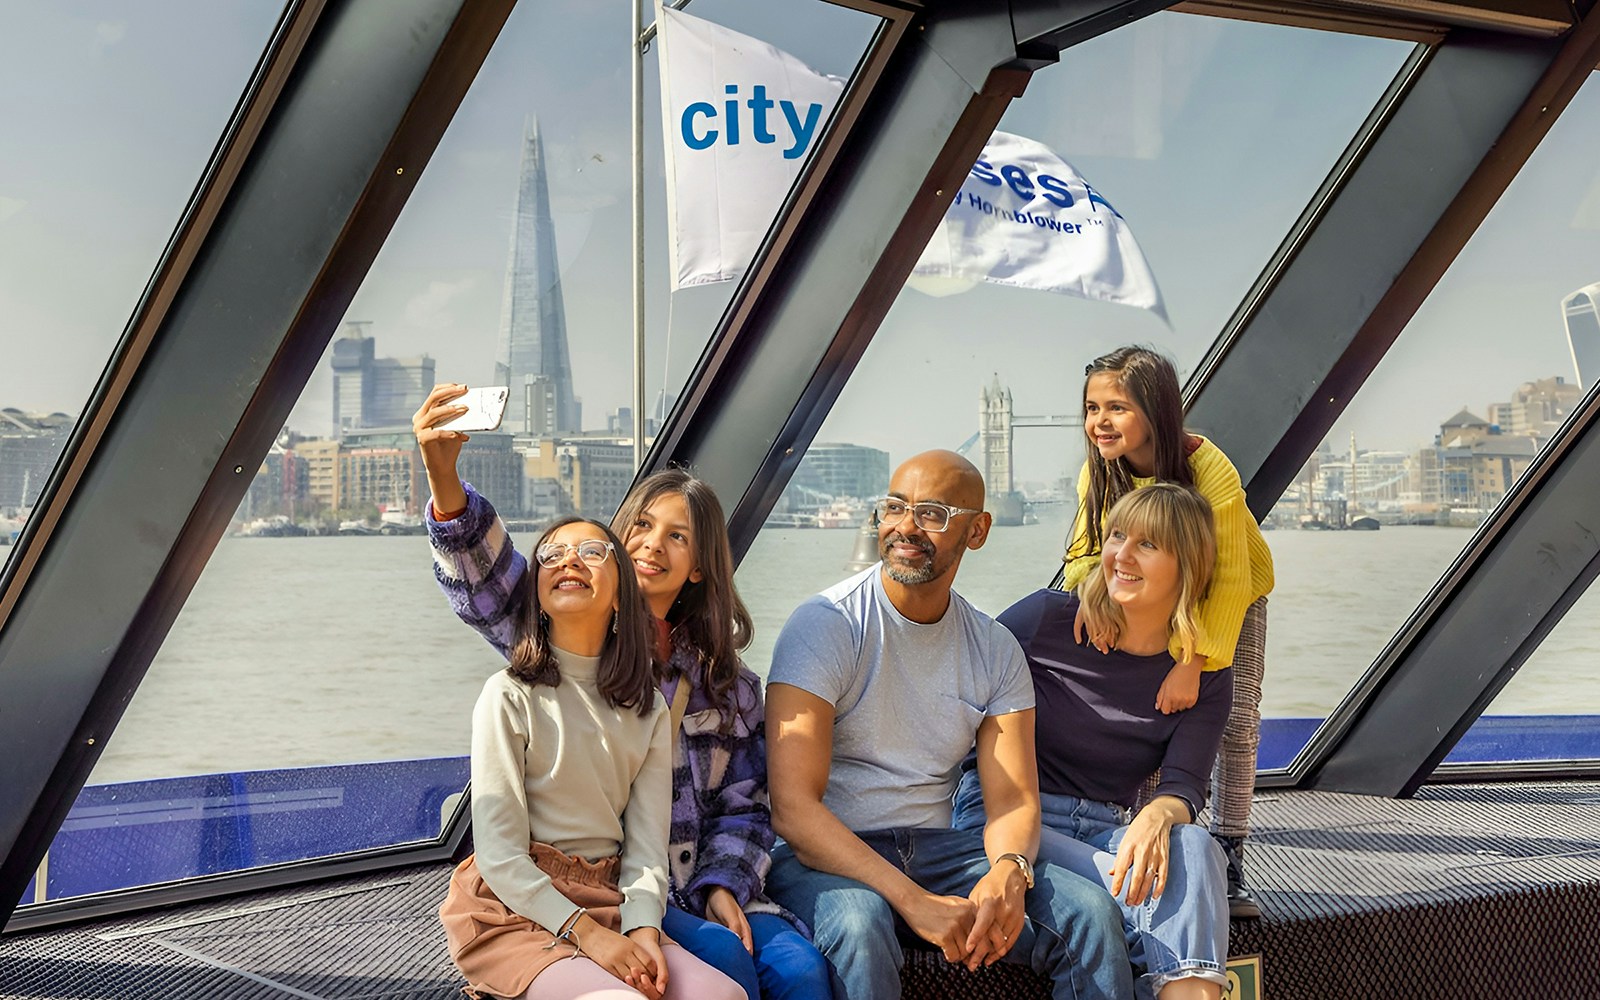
[705,886,754,953]
[1071,603,1116,653]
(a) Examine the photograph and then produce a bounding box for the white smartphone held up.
[437,386,509,433]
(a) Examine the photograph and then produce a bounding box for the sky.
[4,2,1599,488]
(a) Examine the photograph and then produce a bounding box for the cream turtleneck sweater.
[469,646,672,934]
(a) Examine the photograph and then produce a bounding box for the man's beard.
[881,533,939,585]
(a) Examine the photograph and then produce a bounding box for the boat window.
[1265,71,1600,771]
[1434,577,1600,772]
[737,12,1414,678]
[14,0,880,909]
[0,1,288,576]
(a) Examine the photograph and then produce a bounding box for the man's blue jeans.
[766,826,1133,1000]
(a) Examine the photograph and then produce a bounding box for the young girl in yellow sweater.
[1061,346,1275,918]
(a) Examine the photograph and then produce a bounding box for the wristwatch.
[995,852,1035,890]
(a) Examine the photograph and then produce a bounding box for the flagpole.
[631,0,646,469]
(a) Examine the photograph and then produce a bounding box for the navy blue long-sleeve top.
[999,588,1233,820]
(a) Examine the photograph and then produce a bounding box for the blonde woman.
[954,484,1232,1000]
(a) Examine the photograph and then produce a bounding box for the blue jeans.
[766,826,1132,1000]
[954,772,1228,999]
[662,905,833,1000]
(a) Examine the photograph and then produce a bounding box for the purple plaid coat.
[428,484,803,932]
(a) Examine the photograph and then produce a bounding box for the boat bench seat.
[5,781,1600,1000]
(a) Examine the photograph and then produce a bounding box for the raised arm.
[426,482,525,657]
[413,382,471,517]
[766,683,978,962]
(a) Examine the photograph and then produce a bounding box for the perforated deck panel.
[7,781,1600,999]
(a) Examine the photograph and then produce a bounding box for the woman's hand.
[705,886,753,953]
[577,919,666,999]
[412,383,470,518]
[1072,601,1117,653]
[1155,656,1204,714]
[1108,797,1187,907]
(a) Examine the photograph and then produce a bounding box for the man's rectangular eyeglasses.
[871,497,983,533]
[535,540,616,568]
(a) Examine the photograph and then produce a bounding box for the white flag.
[654,8,1165,318]
[655,5,844,289]
[910,131,1167,320]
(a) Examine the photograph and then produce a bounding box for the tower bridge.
[977,375,1082,525]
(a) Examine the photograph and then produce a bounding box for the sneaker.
[1216,835,1262,919]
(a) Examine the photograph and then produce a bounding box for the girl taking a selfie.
[416,384,743,1000]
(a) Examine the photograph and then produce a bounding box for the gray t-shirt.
[769,564,1035,831]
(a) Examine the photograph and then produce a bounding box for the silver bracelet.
[544,907,586,958]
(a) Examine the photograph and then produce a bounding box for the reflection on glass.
[21,0,878,907]
[738,13,1414,677]
[0,2,286,574]
[1264,74,1600,765]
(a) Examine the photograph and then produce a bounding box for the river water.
[91,509,1600,784]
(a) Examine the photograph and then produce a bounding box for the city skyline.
[4,6,1598,485]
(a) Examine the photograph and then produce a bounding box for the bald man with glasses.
[764,450,1132,1000]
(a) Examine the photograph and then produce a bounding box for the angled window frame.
[1184,13,1600,792]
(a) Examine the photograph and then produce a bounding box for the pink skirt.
[439,844,626,1000]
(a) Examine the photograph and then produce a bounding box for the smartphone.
[437,386,509,433]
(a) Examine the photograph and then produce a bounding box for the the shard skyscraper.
[495,118,579,435]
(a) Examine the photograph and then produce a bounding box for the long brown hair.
[1076,346,1196,560]
[612,469,753,729]
[1077,484,1215,663]
[506,517,657,716]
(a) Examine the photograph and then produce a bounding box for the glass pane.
[1263,71,1600,769]
[738,13,1415,677]
[0,2,287,573]
[20,0,881,907]
[1437,576,1600,768]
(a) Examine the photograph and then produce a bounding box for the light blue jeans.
[954,771,1228,999]
[766,825,1132,1000]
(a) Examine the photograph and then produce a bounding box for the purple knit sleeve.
[427,482,525,658]
[683,668,775,911]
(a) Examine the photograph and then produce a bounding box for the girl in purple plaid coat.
[611,469,833,1000]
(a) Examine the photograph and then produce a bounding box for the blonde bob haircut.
[1076,482,1217,663]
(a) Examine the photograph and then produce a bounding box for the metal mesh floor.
[7,781,1600,999]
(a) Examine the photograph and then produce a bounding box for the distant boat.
[238,516,307,538]
[338,520,379,536]
[815,500,867,529]
[1349,516,1381,531]
[379,511,426,536]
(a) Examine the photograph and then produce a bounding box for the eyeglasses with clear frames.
[871,497,983,533]
[534,539,616,568]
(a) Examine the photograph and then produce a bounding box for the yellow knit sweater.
[1060,436,1274,669]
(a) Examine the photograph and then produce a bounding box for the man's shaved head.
[877,450,991,593]
[891,450,986,511]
